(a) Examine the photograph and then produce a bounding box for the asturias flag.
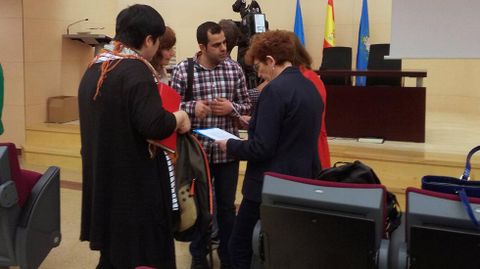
[294,0,305,45]
[356,0,370,86]
[323,0,335,48]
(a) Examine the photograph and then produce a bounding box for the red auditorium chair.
[0,142,61,269]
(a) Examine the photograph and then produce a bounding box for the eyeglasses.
[253,62,260,72]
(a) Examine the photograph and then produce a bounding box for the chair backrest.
[405,187,480,269]
[0,146,10,184]
[258,172,389,269]
[319,46,352,85]
[366,43,402,86]
[0,143,21,179]
[0,143,41,208]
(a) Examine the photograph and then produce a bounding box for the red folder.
[152,83,181,153]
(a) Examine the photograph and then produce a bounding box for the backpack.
[172,133,213,242]
[317,160,402,237]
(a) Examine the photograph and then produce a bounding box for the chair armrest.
[15,166,61,269]
[0,181,18,208]
[388,219,407,269]
[0,181,20,266]
[251,220,265,269]
[18,166,60,229]
[252,220,262,257]
[378,239,390,269]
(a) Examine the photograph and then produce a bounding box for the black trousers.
[229,198,261,269]
[190,161,239,265]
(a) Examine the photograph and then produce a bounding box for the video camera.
[232,0,268,89]
[232,0,267,39]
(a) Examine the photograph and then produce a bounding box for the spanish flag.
[323,0,335,48]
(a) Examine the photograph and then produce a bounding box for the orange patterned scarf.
[89,41,160,100]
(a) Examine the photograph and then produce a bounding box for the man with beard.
[171,21,251,269]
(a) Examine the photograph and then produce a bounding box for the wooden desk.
[316,70,427,143]
[316,69,427,87]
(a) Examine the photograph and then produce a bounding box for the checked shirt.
[171,55,251,164]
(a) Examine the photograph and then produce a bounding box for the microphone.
[67,18,89,35]
[232,0,246,12]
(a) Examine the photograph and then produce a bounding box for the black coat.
[227,67,323,202]
[78,59,177,268]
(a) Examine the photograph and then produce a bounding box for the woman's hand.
[239,115,250,125]
[173,110,191,134]
[215,139,228,152]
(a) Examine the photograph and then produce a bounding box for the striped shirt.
[171,54,251,164]
[164,151,178,211]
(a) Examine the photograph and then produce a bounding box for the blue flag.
[356,0,370,86]
[294,0,305,45]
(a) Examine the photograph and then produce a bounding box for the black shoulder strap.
[186,57,194,102]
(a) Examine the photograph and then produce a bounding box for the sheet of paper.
[194,128,241,141]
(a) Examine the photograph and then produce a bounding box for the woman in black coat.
[217,30,324,269]
[78,5,190,269]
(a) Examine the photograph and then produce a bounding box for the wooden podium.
[316,69,427,143]
[63,33,112,55]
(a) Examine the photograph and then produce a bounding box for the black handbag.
[317,161,402,236]
[318,161,381,184]
[422,145,480,228]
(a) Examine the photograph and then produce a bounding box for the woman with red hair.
[217,30,323,268]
